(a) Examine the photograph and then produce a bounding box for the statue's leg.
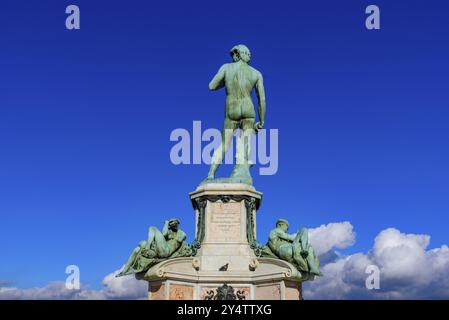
[118,246,142,276]
[292,229,311,272]
[293,231,302,245]
[153,230,171,257]
[237,118,255,165]
[278,244,294,262]
[298,228,309,250]
[207,118,238,179]
[230,119,254,182]
[146,226,165,250]
[295,228,321,275]
[306,246,321,275]
[147,226,171,257]
[146,226,157,248]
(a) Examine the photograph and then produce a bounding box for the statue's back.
[225,62,259,99]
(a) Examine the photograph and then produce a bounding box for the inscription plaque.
[207,201,242,242]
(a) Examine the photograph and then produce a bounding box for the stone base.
[139,257,304,300]
[148,280,301,300]
[138,183,313,300]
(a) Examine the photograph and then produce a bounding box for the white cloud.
[0,267,147,300]
[100,268,147,299]
[2,224,449,300]
[309,221,356,255]
[304,227,449,299]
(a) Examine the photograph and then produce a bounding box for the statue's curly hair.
[276,219,289,227]
[230,44,251,62]
[168,218,180,227]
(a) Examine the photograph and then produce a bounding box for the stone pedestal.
[140,183,307,300]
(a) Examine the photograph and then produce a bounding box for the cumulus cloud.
[309,221,356,255]
[99,269,147,299]
[2,223,448,299]
[0,267,147,300]
[304,227,449,299]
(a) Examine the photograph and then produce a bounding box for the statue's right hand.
[254,121,264,132]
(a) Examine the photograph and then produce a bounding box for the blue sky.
[0,0,448,293]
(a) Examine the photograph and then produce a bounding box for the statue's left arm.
[255,72,266,131]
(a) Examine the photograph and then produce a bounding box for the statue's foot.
[116,271,126,278]
[230,164,253,184]
[230,164,252,177]
[200,173,215,184]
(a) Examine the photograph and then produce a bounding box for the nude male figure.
[117,219,187,277]
[205,44,266,183]
[268,219,321,276]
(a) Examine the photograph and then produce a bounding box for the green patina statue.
[117,218,192,277]
[116,48,322,283]
[204,44,266,185]
[265,219,322,276]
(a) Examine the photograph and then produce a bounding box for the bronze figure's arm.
[208,64,226,91]
[255,72,266,131]
[162,220,169,237]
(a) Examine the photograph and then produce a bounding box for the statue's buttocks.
[226,97,255,121]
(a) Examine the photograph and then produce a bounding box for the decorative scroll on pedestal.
[204,284,246,300]
[190,197,207,256]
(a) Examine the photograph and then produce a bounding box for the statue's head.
[168,218,180,231]
[276,219,289,231]
[230,44,251,63]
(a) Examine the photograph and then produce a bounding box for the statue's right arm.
[162,220,169,236]
[208,64,226,91]
[277,230,295,242]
